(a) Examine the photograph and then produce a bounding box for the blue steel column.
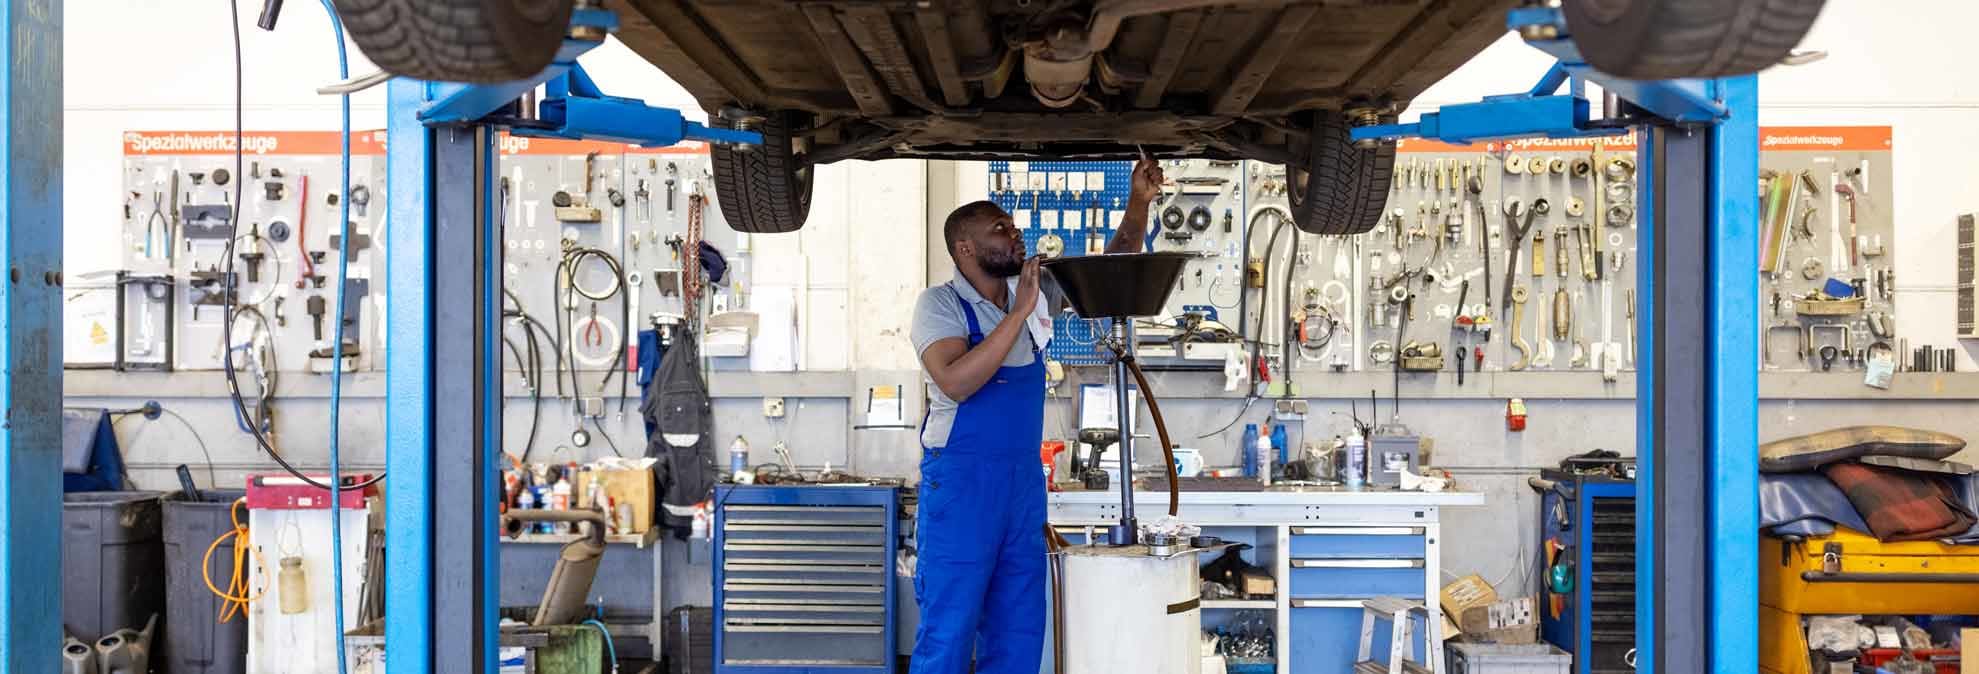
[1706,75,1760,672]
[0,0,61,670]
[1632,75,1758,674]
[386,78,503,673]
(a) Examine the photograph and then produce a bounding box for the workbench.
[1048,489,1485,674]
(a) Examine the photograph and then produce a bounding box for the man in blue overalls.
[908,157,1161,673]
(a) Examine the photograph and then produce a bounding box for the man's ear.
[952,239,973,259]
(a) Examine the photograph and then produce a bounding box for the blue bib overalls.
[910,290,1047,674]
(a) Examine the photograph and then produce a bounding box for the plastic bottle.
[729,436,751,478]
[1240,424,1259,478]
[1270,424,1289,470]
[278,557,309,614]
[1255,431,1274,485]
[1343,433,1368,489]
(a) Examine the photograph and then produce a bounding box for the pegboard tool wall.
[989,160,1141,365]
[119,130,388,373]
[982,126,1896,378]
[1750,127,1896,373]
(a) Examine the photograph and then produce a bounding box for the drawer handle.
[1291,599,1365,609]
[1801,571,1979,584]
[1291,559,1423,569]
[1291,527,1423,536]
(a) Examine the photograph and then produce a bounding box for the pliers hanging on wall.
[582,302,605,349]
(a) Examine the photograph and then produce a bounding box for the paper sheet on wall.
[749,285,799,371]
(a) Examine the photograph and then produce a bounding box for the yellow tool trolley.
[1760,528,1979,673]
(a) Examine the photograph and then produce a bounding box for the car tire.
[1287,113,1395,236]
[1562,0,1825,80]
[711,111,814,234]
[331,0,573,83]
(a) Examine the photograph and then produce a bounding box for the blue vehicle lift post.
[1354,8,1758,672]
[0,0,63,670]
[384,9,759,673]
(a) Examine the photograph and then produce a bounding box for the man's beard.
[981,247,1024,278]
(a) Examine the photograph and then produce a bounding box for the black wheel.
[331,0,573,83]
[1286,113,1394,236]
[1562,0,1826,80]
[712,111,814,234]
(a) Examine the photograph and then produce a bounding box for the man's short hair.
[943,200,1003,258]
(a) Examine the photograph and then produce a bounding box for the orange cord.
[203,497,269,623]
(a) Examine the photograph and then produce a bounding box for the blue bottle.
[1270,424,1289,469]
[1240,424,1259,478]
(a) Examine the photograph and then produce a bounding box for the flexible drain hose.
[1119,353,1180,517]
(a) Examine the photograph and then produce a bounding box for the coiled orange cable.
[203,497,268,623]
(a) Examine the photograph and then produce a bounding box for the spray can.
[1343,433,1368,489]
[1270,424,1289,471]
[1255,432,1274,486]
[1240,424,1259,478]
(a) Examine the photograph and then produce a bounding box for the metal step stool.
[1354,596,1436,674]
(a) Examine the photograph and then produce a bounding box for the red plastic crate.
[1861,648,1959,674]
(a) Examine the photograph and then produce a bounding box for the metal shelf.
[502,527,660,549]
[1201,600,1276,610]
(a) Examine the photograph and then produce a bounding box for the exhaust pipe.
[502,509,612,626]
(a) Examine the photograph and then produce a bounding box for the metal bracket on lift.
[1349,6,1731,148]
[411,9,763,150]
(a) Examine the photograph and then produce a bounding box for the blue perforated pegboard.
[988,160,1144,365]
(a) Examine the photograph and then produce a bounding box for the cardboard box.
[1238,568,1276,599]
[576,468,655,534]
[1962,628,1978,674]
[1441,574,1497,636]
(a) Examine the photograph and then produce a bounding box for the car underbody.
[605,0,1519,163]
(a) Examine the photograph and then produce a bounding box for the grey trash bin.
[165,490,249,674]
[63,491,166,644]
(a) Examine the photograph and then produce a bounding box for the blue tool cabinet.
[1536,472,1636,674]
[713,485,900,673]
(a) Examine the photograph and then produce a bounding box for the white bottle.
[1255,433,1274,486]
[728,436,751,478]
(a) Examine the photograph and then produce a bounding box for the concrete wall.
[60,0,1979,614]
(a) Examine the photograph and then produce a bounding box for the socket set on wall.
[986,126,1897,381]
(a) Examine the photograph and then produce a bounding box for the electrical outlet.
[763,397,785,418]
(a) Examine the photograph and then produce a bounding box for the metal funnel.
[1041,252,1190,319]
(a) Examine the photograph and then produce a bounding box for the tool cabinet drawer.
[721,541,887,566]
[1289,562,1426,598]
[721,603,886,627]
[723,504,888,526]
[721,627,888,667]
[722,562,888,587]
[1289,526,1427,558]
[719,522,889,547]
[722,582,886,608]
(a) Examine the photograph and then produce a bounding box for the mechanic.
[907,156,1162,673]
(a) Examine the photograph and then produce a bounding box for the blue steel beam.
[1707,75,1761,673]
[384,77,437,672]
[1,0,62,670]
[529,63,762,147]
[416,8,618,125]
[1507,6,1728,125]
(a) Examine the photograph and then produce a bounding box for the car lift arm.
[413,8,760,149]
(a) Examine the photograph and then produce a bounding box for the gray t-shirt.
[910,276,1060,448]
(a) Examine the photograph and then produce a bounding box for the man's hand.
[1012,255,1042,317]
[1109,157,1165,254]
[1130,157,1165,204]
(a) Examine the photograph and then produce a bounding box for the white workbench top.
[1047,487,1486,507]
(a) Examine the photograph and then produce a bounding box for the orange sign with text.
[123,130,713,157]
[1395,125,1892,154]
[123,130,387,156]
